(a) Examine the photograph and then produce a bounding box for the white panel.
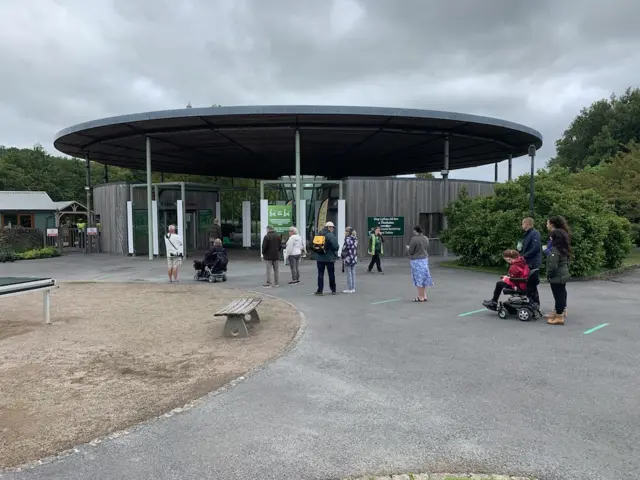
[337,199,346,257]
[215,201,221,222]
[176,200,185,256]
[260,199,268,258]
[126,201,134,254]
[298,199,306,249]
[242,201,251,248]
[152,200,159,256]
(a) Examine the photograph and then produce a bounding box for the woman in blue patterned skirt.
[406,225,433,302]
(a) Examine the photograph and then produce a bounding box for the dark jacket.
[204,245,225,265]
[546,246,570,284]
[262,231,281,261]
[312,228,339,263]
[521,228,542,269]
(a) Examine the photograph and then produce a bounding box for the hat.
[325,221,335,227]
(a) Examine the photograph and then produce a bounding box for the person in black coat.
[519,217,542,306]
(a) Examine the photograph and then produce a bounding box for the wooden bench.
[214,297,262,338]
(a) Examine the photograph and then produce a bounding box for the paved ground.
[1,252,639,480]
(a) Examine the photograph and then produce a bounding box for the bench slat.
[215,297,262,316]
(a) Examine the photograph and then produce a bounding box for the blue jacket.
[521,228,542,269]
[312,228,340,263]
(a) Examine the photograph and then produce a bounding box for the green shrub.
[441,168,634,277]
[0,227,44,253]
[631,222,640,246]
[15,247,61,260]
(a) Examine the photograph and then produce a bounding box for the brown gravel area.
[0,282,301,468]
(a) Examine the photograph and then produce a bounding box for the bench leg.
[43,290,51,324]
[223,315,249,338]
[248,309,260,325]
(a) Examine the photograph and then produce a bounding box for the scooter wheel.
[517,308,532,322]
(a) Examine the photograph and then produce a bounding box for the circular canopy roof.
[54,105,543,179]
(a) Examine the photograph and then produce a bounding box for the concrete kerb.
[0,287,307,476]
[341,475,535,480]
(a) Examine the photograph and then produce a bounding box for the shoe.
[544,311,554,319]
[547,312,565,325]
[331,291,337,295]
[288,281,295,285]
[314,291,323,296]
[263,284,272,288]
[351,289,356,293]
[274,284,280,288]
[343,289,352,294]
[482,299,497,308]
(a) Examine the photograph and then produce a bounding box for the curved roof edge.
[54,105,543,147]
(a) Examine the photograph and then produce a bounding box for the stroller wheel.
[497,308,509,319]
[517,308,532,322]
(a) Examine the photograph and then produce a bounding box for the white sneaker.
[343,289,352,294]
[351,289,356,293]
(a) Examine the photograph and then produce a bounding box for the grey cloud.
[0,0,639,181]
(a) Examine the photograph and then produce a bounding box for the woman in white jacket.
[285,226,304,284]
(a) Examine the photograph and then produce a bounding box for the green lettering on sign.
[366,216,405,236]
[267,205,293,234]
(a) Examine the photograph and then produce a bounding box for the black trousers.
[492,281,510,302]
[368,254,382,272]
[317,261,336,293]
[550,282,568,314]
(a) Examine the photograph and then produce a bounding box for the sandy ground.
[0,282,301,468]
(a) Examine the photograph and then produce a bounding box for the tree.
[549,87,640,171]
[415,172,435,179]
[440,168,633,276]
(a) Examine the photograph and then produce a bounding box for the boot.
[544,311,555,319]
[547,312,565,325]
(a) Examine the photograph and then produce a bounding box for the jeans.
[550,282,567,314]
[288,254,301,282]
[368,254,382,272]
[265,259,279,285]
[345,264,356,291]
[317,261,336,293]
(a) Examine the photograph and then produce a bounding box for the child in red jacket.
[483,249,530,309]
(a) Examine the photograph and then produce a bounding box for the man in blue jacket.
[519,217,542,306]
[312,221,340,295]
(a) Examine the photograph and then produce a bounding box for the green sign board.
[199,209,213,229]
[267,205,293,234]
[367,216,405,236]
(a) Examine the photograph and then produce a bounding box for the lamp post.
[528,144,536,216]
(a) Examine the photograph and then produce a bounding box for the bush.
[0,227,44,253]
[15,247,61,260]
[441,169,634,277]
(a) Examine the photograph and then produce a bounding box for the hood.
[512,256,527,267]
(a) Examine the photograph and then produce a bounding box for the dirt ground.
[0,282,301,468]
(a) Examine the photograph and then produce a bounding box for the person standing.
[341,227,358,293]
[164,224,184,283]
[367,226,384,273]
[212,218,222,242]
[546,229,571,326]
[312,221,340,295]
[518,217,542,307]
[544,215,571,319]
[406,225,433,302]
[261,225,281,288]
[285,226,304,284]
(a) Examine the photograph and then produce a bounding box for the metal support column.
[442,137,450,256]
[260,181,265,200]
[494,162,498,183]
[180,182,187,258]
[508,153,513,181]
[528,145,536,216]
[85,153,92,254]
[104,164,108,183]
[295,129,301,228]
[339,181,343,200]
[146,137,153,260]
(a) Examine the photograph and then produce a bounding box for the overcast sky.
[1,0,639,180]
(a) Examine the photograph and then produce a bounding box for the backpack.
[312,234,326,254]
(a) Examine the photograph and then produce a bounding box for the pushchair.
[193,249,228,283]
[485,268,542,321]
